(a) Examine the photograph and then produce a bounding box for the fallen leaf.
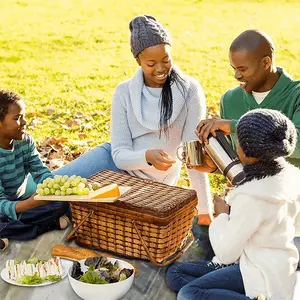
[83,123,93,129]
[74,112,84,118]
[49,158,65,170]
[26,112,41,117]
[74,119,82,125]
[48,151,64,160]
[47,108,55,115]
[27,117,39,130]
[61,124,70,130]
[65,120,75,127]
[79,133,88,139]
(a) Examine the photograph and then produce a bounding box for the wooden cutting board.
[34,186,131,203]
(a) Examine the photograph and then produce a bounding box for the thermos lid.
[231,172,246,186]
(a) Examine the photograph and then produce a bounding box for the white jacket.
[209,163,300,300]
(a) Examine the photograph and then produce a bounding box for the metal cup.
[177,140,203,166]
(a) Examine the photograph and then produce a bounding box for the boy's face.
[0,100,27,141]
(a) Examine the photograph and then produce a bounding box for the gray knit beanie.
[129,15,171,58]
[237,109,297,160]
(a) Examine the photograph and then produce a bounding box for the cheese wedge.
[89,184,120,199]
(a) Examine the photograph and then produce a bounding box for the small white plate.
[34,186,131,203]
[0,259,72,287]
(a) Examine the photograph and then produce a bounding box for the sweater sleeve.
[182,80,212,214]
[289,103,300,159]
[209,194,265,265]
[0,180,18,220]
[25,135,53,184]
[111,85,151,171]
[220,94,238,133]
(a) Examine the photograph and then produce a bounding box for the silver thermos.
[204,131,245,186]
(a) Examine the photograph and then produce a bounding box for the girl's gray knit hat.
[237,109,297,160]
[129,15,171,58]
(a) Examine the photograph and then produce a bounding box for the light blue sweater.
[111,67,212,214]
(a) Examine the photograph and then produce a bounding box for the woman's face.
[137,44,172,88]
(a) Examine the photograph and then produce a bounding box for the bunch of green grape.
[36,175,101,196]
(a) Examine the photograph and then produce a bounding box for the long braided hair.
[159,68,187,138]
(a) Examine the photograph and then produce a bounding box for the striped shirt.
[0,133,52,220]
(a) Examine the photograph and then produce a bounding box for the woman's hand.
[213,194,230,217]
[146,149,176,171]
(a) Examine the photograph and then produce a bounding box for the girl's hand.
[213,194,230,217]
[146,149,176,171]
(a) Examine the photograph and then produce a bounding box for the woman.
[166,109,300,300]
[54,15,212,224]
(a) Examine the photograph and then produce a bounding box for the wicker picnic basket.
[66,170,197,267]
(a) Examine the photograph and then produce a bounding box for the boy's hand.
[213,194,230,217]
[146,149,176,171]
[15,195,51,213]
[34,199,52,206]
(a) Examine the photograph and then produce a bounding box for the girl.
[53,15,213,225]
[166,109,300,300]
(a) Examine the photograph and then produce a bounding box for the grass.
[1,0,300,191]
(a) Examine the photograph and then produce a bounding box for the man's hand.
[196,118,232,145]
[213,194,230,217]
[146,149,176,171]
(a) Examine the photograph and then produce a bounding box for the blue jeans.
[166,260,252,300]
[53,142,124,177]
[0,201,69,240]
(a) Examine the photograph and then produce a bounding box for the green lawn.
[0,0,300,189]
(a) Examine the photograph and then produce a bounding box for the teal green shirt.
[221,67,300,167]
[0,133,52,220]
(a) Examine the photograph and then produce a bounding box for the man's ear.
[136,57,141,66]
[262,56,272,70]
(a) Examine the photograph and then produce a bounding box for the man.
[197,29,300,169]
[195,29,300,264]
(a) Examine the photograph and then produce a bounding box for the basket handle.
[132,221,194,267]
[66,210,94,241]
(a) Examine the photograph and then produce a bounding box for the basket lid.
[88,170,197,218]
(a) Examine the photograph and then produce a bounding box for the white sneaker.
[0,238,9,250]
[59,215,71,229]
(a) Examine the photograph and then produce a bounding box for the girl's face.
[237,141,259,165]
[0,100,27,148]
[137,44,172,88]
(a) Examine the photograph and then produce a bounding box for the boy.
[0,90,70,249]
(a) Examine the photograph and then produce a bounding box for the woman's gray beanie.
[129,15,171,58]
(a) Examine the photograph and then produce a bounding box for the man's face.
[137,44,172,88]
[229,49,269,93]
[0,100,27,142]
